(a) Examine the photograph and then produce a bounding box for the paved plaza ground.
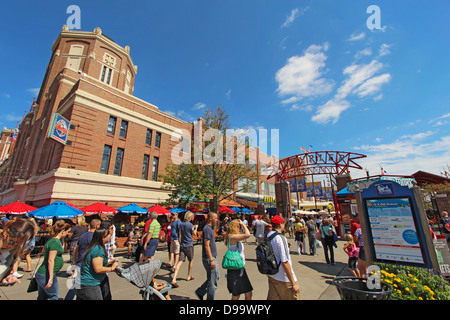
[0,234,353,301]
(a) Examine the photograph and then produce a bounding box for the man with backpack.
[258,215,300,300]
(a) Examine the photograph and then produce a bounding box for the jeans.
[75,285,103,300]
[196,257,219,300]
[35,272,59,300]
[308,233,317,255]
[322,238,335,264]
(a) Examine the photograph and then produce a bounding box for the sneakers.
[12,272,24,279]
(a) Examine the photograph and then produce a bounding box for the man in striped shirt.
[141,212,161,262]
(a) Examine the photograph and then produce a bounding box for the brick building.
[0,26,278,210]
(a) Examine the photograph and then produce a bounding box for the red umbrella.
[219,206,235,214]
[0,201,37,215]
[82,202,118,216]
[147,204,171,216]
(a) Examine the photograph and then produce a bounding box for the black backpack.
[255,231,281,275]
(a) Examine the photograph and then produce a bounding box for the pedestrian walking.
[252,214,269,244]
[0,217,36,286]
[223,219,253,300]
[320,219,335,264]
[266,215,300,300]
[67,215,88,266]
[75,228,119,300]
[169,212,181,273]
[294,217,305,255]
[305,216,318,255]
[354,225,367,277]
[171,211,197,288]
[35,220,71,300]
[141,212,160,262]
[195,212,219,300]
[343,233,360,277]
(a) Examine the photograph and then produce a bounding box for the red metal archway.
[267,151,367,181]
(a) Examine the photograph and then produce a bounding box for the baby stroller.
[115,259,171,300]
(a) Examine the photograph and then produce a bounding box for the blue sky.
[0,0,449,179]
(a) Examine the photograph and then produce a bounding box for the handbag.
[222,239,244,270]
[27,250,43,293]
[314,231,322,241]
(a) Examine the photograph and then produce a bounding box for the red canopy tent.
[82,202,118,215]
[148,204,171,216]
[219,206,235,214]
[0,201,37,215]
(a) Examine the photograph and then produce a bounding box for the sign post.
[355,178,439,270]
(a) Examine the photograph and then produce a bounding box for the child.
[343,233,360,277]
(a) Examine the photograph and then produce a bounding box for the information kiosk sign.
[357,180,435,268]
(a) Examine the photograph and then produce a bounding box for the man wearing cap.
[266,215,300,300]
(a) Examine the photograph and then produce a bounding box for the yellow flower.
[395,278,402,283]
[405,287,410,292]
[408,274,413,277]
[394,284,398,288]
[414,278,419,282]
[418,297,423,300]
[412,284,416,288]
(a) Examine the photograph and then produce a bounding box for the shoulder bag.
[222,238,244,270]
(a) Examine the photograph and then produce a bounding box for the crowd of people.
[0,209,378,300]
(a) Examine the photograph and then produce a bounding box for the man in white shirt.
[252,216,268,243]
[266,215,300,300]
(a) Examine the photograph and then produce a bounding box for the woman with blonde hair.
[224,219,253,300]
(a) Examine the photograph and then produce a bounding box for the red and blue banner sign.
[47,113,70,144]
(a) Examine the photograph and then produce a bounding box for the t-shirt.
[267,231,297,283]
[37,238,65,275]
[80,245,107,286]
[306,220,316,234]
[253,219,268,238]
[179,221,194,247]
[294,222,304,232]
[201,224,217,259]
[70,225,88,242]
[354,228,364,247]
[147,219,161,239]
[76,231,94,268]
[171,219,181,241]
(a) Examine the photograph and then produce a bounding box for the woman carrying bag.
[320,219,336,265]
[223,219,253,300]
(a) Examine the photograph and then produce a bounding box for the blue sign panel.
[360,180,432,268]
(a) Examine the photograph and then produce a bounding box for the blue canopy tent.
[231,206,242,213]
[117,203,148,215]
[241,208,254,214]
[169,207,187,213]
[29,201,84,219]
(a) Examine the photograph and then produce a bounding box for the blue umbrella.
[117,203,148,214]
[169,207,187,213]
[242,208,254,214]
[29,201,84,219]
[231,206,242,213]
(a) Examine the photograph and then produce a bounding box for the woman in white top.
[224,219,253,300]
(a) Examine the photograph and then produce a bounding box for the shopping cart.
[115,259,171,300]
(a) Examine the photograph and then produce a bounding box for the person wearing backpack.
[265,215,300,300]
[320,219,335,264]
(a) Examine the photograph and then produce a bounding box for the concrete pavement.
[0,234,352,301]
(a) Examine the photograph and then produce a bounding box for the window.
[107,116,116,135]
[146,129,152,145]
[119,120,128,138]
[151,156,159,181]
[142,154,150,179]
[101,65,113,85]
[100,145,112,174]
[114,148,124,176]
[155,132,161,148]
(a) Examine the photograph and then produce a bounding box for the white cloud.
[311,99,350,124]
[353,73,391,98]
[194,102,206,110]
[379,43,391,56]
[225,89,231,98]
[1,93,11,99]
[276,43,334,103]
[348,32,366,41]
[281,7,309,28]
[27,88,40,95]
[350,134,450,178]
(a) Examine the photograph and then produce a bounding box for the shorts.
[348,256,358,269]
[267,276,300,300]
[295,231,304,242]
[144,238,159,257]
[358,246,366,261]
[179,246,194,262]
[170,239,180,254]
[227,268,253,296]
